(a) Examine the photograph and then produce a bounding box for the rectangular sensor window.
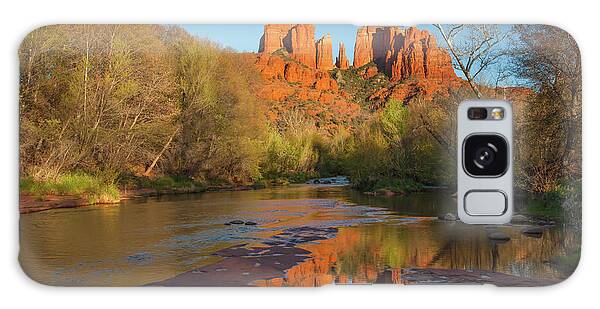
[467,107,504,120]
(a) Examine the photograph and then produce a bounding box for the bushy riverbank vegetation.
[19,25,581,224]
[20,173,120,204]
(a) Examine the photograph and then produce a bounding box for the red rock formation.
[360,66,379,79]
[255,54,338,92]
[258,24,294,53]
[336,42,349,69]
[259,24,317,68]
[255,53,285,80]
[353,26,375,68]
[253,52,359,133]
[316,34,334,70]
[314,71,338,91]
[352,26,457,81]
[255,24,463,132]
[289,24,317,68]
[284,61,317,86]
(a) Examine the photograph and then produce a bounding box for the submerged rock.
[438,213,457,221]
[522,226,544,237]
[375,189,397,196]
[127,252,152,265]
[511,214,530,224]
[488,232,511,242]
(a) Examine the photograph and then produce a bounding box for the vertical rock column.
[336,42,349,69]
[289,24,317,68]
[316,34,334,70]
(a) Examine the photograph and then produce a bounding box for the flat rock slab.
[148,225,337,286]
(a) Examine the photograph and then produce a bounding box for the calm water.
[19,185,579,286]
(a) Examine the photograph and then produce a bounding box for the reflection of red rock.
[353,26,457,81]
[316,34,334,70]
[336,42,349,69]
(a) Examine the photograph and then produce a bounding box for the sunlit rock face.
[254,24,466,131]
[336,42,349,69]
[353,26,457,81]
[316,34,334,70]
[259,24,317,69]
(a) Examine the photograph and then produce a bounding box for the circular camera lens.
[474,146,495,168]
[463,135,508,177]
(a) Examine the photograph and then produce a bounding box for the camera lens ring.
[462,134,509,178]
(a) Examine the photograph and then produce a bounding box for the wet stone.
[488,232,511,241]
[438,213,457,221]
[522,226,544,238]
[127,252,152,265]
[511,214,530,224]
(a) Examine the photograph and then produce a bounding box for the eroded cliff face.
[259,24,321,69]
[353,26,456,81]
[316,34,334,70]
[258,24,294,54]
[254,24,465,132]
[336,42,349,69]
[259,24,457,82]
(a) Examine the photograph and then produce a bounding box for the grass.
[20,173,120,204]
[20,173,211,205]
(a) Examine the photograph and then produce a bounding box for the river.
[19,185,579,286]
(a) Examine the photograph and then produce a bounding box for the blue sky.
[182,24,518,86]
[182,24,360,61]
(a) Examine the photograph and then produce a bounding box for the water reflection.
[19,185,579,286]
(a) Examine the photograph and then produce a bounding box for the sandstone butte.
[353,26,457,81]
[252,25,530,132]
[316,34,334,70]
[336,42,349,69]
[259,24,319,69]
